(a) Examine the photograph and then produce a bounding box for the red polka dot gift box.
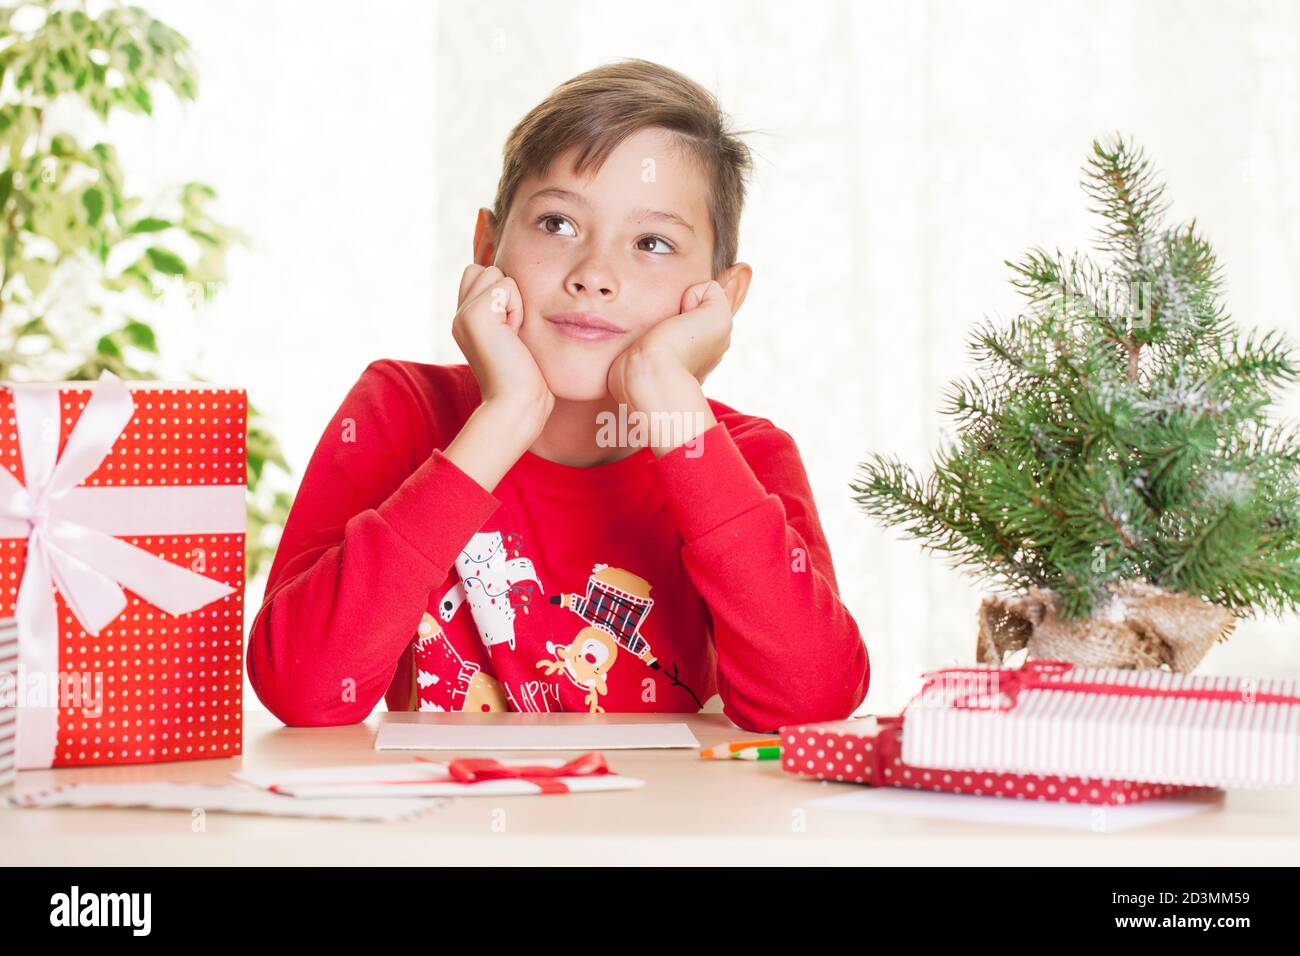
[779,715,1211,806]
[0,371,246,770]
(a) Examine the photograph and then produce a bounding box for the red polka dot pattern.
[0,385,246,767]
[780,720,1216,806]
[0,386,246,488]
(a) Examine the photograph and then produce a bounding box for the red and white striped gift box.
[900,660,1300,789]
[0,618,15,786]
[780,714,1207,805]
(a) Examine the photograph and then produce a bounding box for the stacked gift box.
[0,371,246,771]
[781,660,1300,805]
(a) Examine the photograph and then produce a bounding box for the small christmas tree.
[851,135,1300,663]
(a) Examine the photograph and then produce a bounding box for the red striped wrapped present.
[0,618,15,786]
[900,660,1300,789]
[780,714,1208,805]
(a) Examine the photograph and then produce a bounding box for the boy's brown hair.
[491,58,756,279]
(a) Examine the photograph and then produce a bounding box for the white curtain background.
[101,0,1300,717]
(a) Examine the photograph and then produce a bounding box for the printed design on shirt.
[543,563,704,712]
[548,564,657,664]
[537,627,620,714]
[440,531,544,652]
[412,611,508,713]
[503,678,562,713]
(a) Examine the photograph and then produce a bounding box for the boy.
[247,58,869,733]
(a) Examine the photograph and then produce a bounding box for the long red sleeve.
[647,420,870,733]
[246,360,500,726]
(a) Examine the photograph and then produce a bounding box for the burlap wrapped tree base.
[976,580,1237,672]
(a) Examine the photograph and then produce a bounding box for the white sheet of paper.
[374,719,699,751]
[233,758,645,797]
[808,787,1222,831]
[6,782,446,822]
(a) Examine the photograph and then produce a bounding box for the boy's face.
[475,125,745,402]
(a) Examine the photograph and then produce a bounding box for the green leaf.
[145,246,185,275]
[16,316,49,336]
[120,264,155,295]
[130,85,152,115]
[127,216,172,234]
[82,187,104,226]
[122,319,158,352]
[121,42,143,74]
[95,334,123,359]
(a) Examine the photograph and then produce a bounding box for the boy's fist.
[606,278,735,410]
[453,264,554,423]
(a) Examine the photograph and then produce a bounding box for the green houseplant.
[851,135,1300,671]
[0,0,291,578]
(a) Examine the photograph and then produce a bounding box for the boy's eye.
[636,235,674,255]
[538,214,576,237]
[535,213,674,254]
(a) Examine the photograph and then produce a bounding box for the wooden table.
[3,710,1297,865]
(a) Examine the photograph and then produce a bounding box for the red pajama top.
[246,359,869,733]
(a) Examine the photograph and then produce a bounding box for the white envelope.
[7,782,444,822]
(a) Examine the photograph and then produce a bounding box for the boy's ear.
[717,262,753,316]
[473,208,499,266]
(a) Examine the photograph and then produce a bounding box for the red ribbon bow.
[418,751,611,794]
[915,659,1300,713]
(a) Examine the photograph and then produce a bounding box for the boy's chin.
[538,360,615,403]
[545,379,613,403]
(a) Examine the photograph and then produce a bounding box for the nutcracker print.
[542,563,703,711]
[548,564,656,663]
[439,530,544,652]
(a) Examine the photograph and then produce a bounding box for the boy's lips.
[543,311,627,342]
[544,312,626,332]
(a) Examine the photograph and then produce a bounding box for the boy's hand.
[607,278,734,408]
[453,264,554,430]
[607,278,734,455]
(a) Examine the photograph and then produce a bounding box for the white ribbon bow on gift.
[0,369,245,768]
